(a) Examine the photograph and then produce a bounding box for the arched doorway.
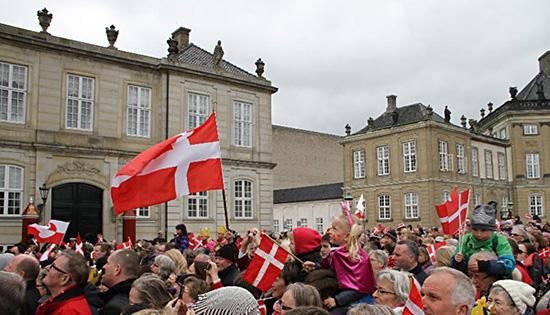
[51,183,103,239]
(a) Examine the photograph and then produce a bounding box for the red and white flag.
[116,237,133,250]
[243,233,289,292]
[75,233,84,255]
[425,242,446,264]
[40,244,56,262]
[402,276,424,315]
[355,194,365,219]
[435,188,469,235]
[111,113,224,214]
[28,220,69,245]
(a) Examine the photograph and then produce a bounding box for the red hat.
[292,227,321,255]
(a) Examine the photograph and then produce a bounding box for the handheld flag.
[242,233,289,292]
[75,232,84,255]
[28,220,69,245]
[402,276,424,315]
[355,194,365,219]
[435,188,469,235]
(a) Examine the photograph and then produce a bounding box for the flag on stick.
[435,188,469,235]
[75,232,84,255]
[28,220,69,245]
[111,113,224,214]
[355,194,365,219]
[40,244,56,262]
[242,233,289,292]
[402,276,424,315]
[425,242,446,264]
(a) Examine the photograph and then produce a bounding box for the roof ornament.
[255,58,265,78]
[487,102,493,112]
[37,8,53,34]
[480,108,486,118]
[213,40,224,66]
[105,25,119,49]
[536,81,545,100]
[469,119,479,133]
[444,105,451,123]
[460,115,467,129]
[509,86,518,100]
[345,124,351,136]
[367,117,374,126]
[391,110,399,124]
[167,37,179,58]
[426,105,433,117]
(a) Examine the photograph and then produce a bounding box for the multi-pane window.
[457,144,466,174]
[188,192,208,218]
[497,153,506,180]
[66,74,94,130]
[484,150,493,179]
[315,218,324,234]
[297,218,308,227]
[233,101,252,147]
[284,218,293,231]
[188,93,209,129]
[378,194,391,220]
[523,124,538,135]
[377,145,390,176]
[353,150,365,179]
[234,180,253,218]
[526,153,540,179]
[0,62,26,123]
[0,165,23,216]
[136,207,150,218]
[273,219,280,233]
[404,192,419,219]
[474,193,481,206]
[439,141,449,171]
[471,147,479,177]
[127,85,151,137]
[529,194,544,217]
[499,128,507,139]
[403,140,417,172]
[501,197,510,219]
[441,191,451,203]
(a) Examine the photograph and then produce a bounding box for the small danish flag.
[242,233,289,292]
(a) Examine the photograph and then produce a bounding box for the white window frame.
[523,124,538,135]
[484,150,493,179]
[474,193,481,206]
[127,85,151,137]
[297,218,308,228]
[378,194,391,220]
[187,93,210,129]
[135,207,150,218]
[0,62,27,123]
[497,152,506,180]
[66,74,94,131]
[273,219,280,233]
[188,192,208,218]
[499,128,507,139]
[501,197,510,219]
[441,190,451,203]
[526,153,540,179]
[404,192,419,219]
[529,194,544,217]
[353,150,365,179]
[233,101,253,147]
[0,165,23,216]
[315,218,324,234]
[403,140,417,173]
[471,147,479,177]
[457,144,466,174]
[439,141,449,171]
[284,218,293,231]
[234,179,253,219]
[377,145,390,176]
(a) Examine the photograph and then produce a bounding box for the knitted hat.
[215,244,237,264]
[470,204,497,231]
[384,230,398,242]
[193,286,260,315]
[292,227,321,255]
[492,280,536,314]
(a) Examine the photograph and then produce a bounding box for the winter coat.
[35,285,92,315]
[99,278,134,315]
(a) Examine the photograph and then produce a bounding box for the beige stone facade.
[0,18,277,245]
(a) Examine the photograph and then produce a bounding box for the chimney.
[386,95,397,113]
[539,51,550,75]
[172,27,191,51]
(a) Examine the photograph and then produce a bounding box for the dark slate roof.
[353,103,446,135]
[516,71,550,101]
[274,183,343,204]
[177,44,260,82]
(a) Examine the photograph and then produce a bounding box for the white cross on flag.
[243,233,289,292]
[402,276,424,315]
[435,188,469,235]
[111,113,224,214]
[425,242,446,264]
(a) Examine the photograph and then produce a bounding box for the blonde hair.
[435,246,455,268]
[335,214,363,261]
[163,249,187,275]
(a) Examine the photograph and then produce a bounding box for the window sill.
[403,217,421,222]
[377,218,393,222]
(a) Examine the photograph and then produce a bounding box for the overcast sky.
[2,1,549,135]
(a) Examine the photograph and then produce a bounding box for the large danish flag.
[435,188,469,235]
[243,233,289,292]
[111,113,224,214]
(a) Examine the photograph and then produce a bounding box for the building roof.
[516,71,550,101]
[353,103,446,135]
[274,182,343,204]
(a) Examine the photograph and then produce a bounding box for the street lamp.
[38,183,49,218]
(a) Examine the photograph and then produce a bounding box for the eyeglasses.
[275,300,294,311]
[48,263,68,274]
[375,288,396,295]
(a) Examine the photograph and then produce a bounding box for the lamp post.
[38,183,50,222]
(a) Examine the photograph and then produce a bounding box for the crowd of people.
[0,203,549,315]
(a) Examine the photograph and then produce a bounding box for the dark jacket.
[219,264,240,287]
[409,263,428,285]
[22,279,41,315]
[85,283,104,315]
[35,285,92,315]
[99,278,135,315]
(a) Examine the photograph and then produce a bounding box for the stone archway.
[51,183,103,239]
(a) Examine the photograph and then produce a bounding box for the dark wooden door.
[51,183,103,239]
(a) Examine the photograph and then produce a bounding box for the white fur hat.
[492,280,536,314]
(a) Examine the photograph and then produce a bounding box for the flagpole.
[458,189,470,253]
[222,189,230,230]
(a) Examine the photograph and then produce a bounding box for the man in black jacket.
[99,249,139,315]
[393,239,428,285]
[214,244,240,287]
[4,253,41,315]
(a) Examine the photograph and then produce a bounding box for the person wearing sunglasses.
[35,250,92,315]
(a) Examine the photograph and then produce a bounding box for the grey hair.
[429,267,475,313]
[347,304,396,315]
[369,250,389,269]
[154,255,176,280]
[468,250,497,266]
[0,271,26,315]
[376,270,416,304]
[132,275,172,309]
[285,283,323,308]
